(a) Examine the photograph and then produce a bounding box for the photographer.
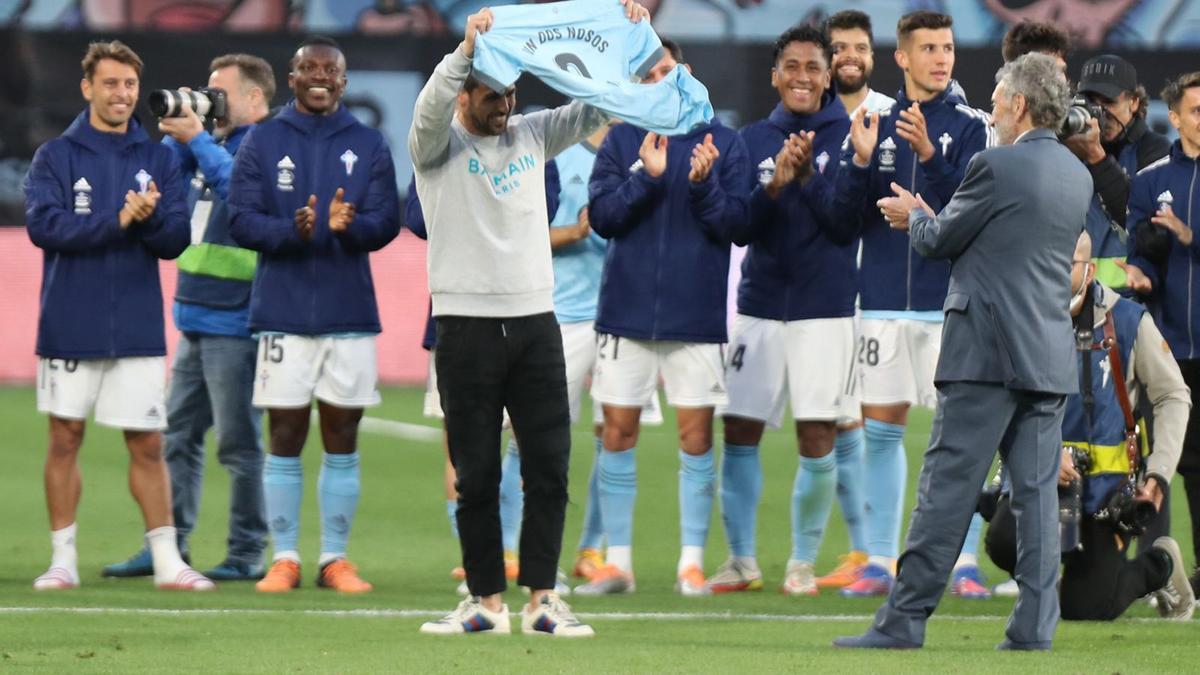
[1065,55,1170,293]
[986,231,1193,621]
[103,54,276,582]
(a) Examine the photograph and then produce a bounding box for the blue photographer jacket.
[24,110,190,359]
[1127,141,1200,360]
[229,103,401,335]
[589,119,751,343]
[165,124,257,337]
[830,86,990,311]
[737,95,855,321]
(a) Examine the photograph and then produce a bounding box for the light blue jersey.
[472,0,713,136]
[550,141,606,324]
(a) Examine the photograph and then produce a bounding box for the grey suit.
[872,128,1093,648]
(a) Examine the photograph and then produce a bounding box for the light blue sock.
[720,443,761,558]
[791,453,838,562]
[863,419,907,560]
[499,438,523,554]
[318,452,360,557]
[960,512,984,558]
[598,448,637,547]
[446,499,459,540]
[578,437,605,551]
[679,449,716,548]
[264,454,303,556]
[834,427,868,553]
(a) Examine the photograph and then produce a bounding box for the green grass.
[0,385,1194,673]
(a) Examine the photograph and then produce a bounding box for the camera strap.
[1100,314,1141,479]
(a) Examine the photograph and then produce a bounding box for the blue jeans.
[165,333,266,565]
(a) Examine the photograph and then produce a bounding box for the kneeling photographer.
[985,231,1194,621]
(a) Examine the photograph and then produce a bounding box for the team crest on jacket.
[1157,190,1174,210]
[340,149,358,176]
[939,132,954,156]
[878,137,897,172]
[276,156,296,192]
[815,151,830,174]
[135,169,152,194]
[757,156,776,186]
[72,177,92,215]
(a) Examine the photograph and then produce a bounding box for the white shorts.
[253,334,381,408]
[720,315,858,427]
[562,322,664,425]
[858,318,941,409]
[425,323,664,426]
[36,356,167,430]
[592,335,727,409]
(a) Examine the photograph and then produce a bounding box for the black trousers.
[986,497,1170,621]
[1176,359,1200,567]
[435,313,571,596]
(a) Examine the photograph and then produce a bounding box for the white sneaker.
[33,566,79,590]
[992,578,1019,597]
[705,558,764,594]
[420,597,511,635]
[781,561,817,596]
[521,593,594,637]
[675,564,708,596]
[156,567,215,591]
[574,564,635,595]
[1153,537,1196,621]
[455,579,469,596]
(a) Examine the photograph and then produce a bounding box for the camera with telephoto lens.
[1058,447,1090,552]
[1058,94,1104,138]
[148,87,227,121]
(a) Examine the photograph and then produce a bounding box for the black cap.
[1077,55,1137,100]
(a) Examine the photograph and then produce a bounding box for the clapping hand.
[1151,204,1193,246]
[896,102,934,162]
[765,131,815,198]
[877,181,932,231]
[329,187,356,232]
[688,133,719,184]
[639,131,668,178]
[119,181,161,229]
[849,107,880,168]
[295,194,316,241]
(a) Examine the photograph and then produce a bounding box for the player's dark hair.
[1002,20,1070,63]
[291,35,343,68]
[82,40,143,80]
[660,38,684,64]
[824,9,873,44]
[896,11,952,48]
[210,53,277,103]
[773,24,829,67]
[1162,71,1200,112]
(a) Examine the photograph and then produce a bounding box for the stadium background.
[1,0,1199,383]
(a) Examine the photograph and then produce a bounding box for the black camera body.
[1059,94,1105,138]
[1095,485,1156,535]
[148,87,228,121]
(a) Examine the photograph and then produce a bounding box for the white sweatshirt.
[409,46,608,317]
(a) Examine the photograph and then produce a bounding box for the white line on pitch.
[0,606,1003,622]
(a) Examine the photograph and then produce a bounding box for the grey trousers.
[873,381,1065,648]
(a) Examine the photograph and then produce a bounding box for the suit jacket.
[908,128,1093,394]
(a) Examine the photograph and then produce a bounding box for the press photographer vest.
[175,126,256,312]
[1061,295,1146,514]
[1086,144,1138,292]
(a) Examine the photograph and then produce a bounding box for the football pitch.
[0,385,1195,673]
